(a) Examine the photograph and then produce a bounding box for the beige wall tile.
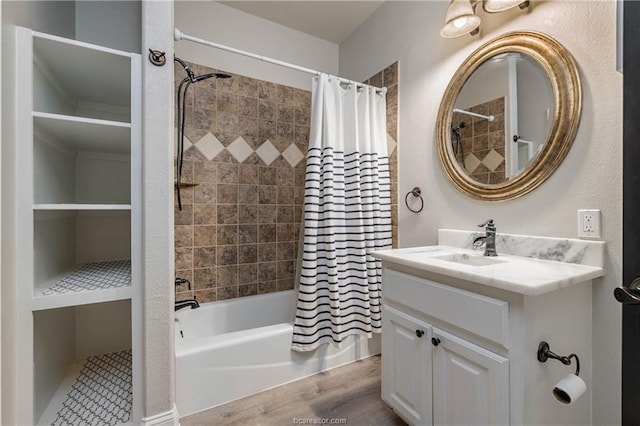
[238,164,259,184]
[193,267,216,290]
[239,205,258,224]
[217,184,238,204]
[194,203,216,225]
[217,265,238,286]
[258,281,277,294]
[217,205,238,224]
[238,263,257,284]
[195,288,217,303]
[239,224,258,244]
[239,284,258,298]
[258,242,277,262]
[194,247,217,268]
[175,225,193,247]
[175,204,193,225]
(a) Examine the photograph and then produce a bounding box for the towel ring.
[405,187,424,213]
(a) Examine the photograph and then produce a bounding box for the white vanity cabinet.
[382,305,433,425]
[379,262,596,426]
[431,328,509,426]
[382,304,509,426]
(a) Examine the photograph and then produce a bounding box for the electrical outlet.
[578,209,601,238]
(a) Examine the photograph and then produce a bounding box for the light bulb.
[453,17,468,28]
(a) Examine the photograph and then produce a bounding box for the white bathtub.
[174,290,381,417]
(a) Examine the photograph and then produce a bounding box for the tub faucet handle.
[175,277,191,290]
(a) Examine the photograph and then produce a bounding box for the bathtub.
[174,290,381,417]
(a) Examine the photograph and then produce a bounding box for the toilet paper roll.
[553,374,587,405]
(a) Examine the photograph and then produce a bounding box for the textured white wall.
[340,1,622,424]
[75,0,141,53]
[174,1,339,90]
[1,3,76,423]
[140,1,177,423]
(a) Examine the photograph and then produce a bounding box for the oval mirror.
[436,31,582,201]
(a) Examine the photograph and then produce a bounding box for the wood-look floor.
[181,355,407,426]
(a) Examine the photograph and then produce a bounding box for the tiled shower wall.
[175,61,399,303]
[364,62,398,248]
[453,97,506,184]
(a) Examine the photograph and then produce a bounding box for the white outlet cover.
[578,209,602,238]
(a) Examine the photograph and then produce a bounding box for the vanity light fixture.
[483,0,530,13]
[440,0,482,38]
[440,0,530,38]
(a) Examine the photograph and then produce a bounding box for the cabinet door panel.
[382,305,432,426]
[432,328,509,426]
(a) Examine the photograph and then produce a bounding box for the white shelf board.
[33,260,133,311]
[32,286,133,311]
[34,112,131,154]
[32,30,132,108]
[34,204,132,211]
[36,350,133,426]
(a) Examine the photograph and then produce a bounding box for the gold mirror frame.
[436,31,582,202]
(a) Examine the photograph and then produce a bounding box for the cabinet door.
[432,328,509,426]
[382,305,432,426]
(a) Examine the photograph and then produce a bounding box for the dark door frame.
[622,1,640,423]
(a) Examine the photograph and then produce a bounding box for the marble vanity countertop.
[371,245,605,296]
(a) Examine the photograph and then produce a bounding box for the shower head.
[193,72,232,82]
[451,121,466,136]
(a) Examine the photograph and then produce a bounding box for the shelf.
[34,112,131,154]
[34,204,131,211]
[33,260,132,311]
[33,31,132,113]
[37,350,133,426]
[175,181,199,188]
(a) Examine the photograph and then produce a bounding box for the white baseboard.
[140,405,180,426]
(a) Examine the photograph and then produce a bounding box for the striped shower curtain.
[291,73,392,352]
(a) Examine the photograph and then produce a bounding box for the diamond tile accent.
[482,149,505,172]
[227,136,253,163]
[387,133,397,155]
[255,140,280,166]
[282,144,304,167]
[195,132,224,161]
[464,153,481,173]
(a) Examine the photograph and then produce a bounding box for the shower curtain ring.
[405,187,424,213]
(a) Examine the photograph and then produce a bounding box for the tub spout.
[175,298,200,311]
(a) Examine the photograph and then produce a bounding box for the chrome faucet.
[175,298,200,311]
[473,219,498,257]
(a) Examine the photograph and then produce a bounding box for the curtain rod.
[174,28,387,94]
[453,108,495,122]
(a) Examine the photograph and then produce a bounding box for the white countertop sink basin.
[372,245,605,296]
[432,253,506,267]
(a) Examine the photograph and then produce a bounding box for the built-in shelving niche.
[33,31,132,123]
[15,27,141,425]
[33,115,131,207]
[33,209,132,310]
[34,300,133,426]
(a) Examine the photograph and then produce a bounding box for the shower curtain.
[291,73,392,352]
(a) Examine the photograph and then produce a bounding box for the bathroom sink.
[433,253,506,267]
[403,247,445,254]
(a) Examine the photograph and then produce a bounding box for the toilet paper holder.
[537,341,580,376]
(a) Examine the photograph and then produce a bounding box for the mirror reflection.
[451,52,553,185]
